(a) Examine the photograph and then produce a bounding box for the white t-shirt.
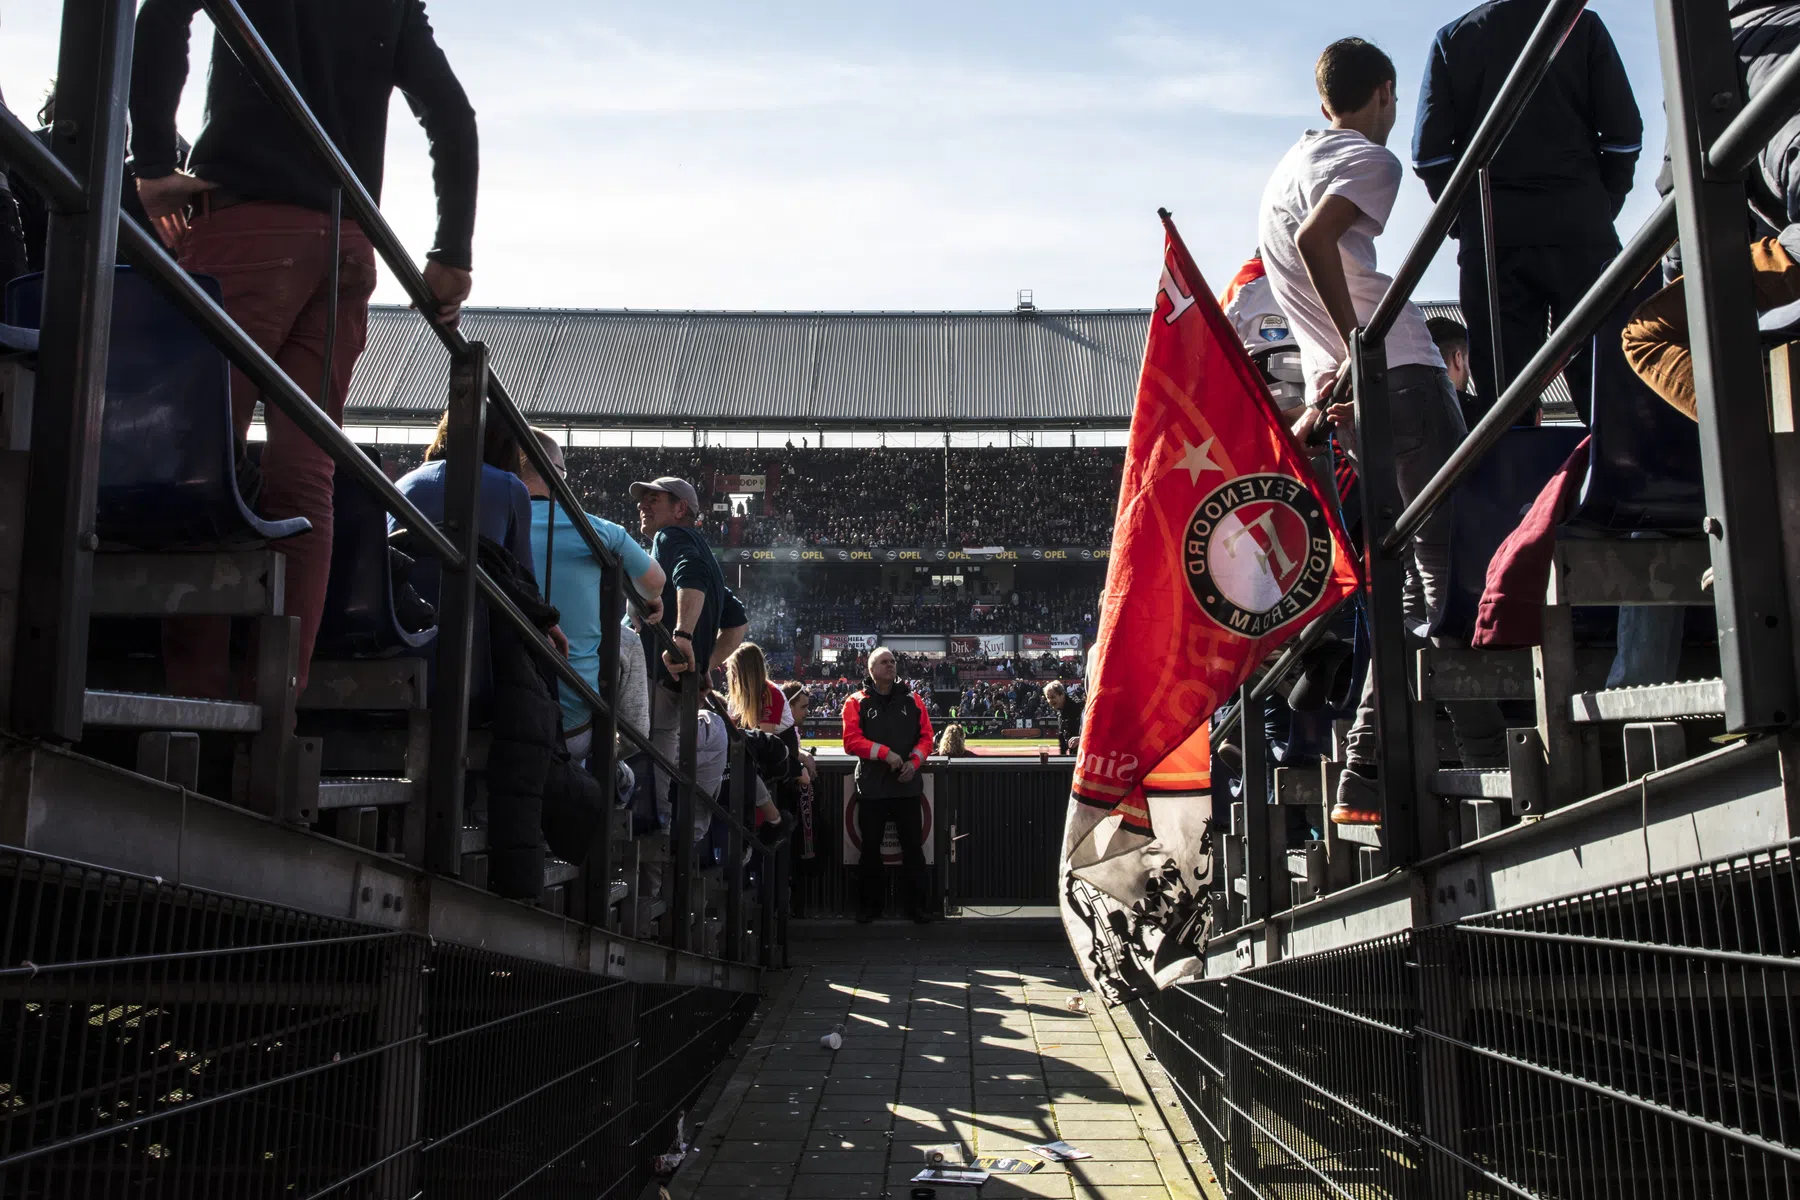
[1257,128,1443,400]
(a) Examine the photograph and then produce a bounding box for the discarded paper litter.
[972,1155,1042,1173]
[912,1166,989,1186]
[820,1023,844,1051]
[1027,1140,1093,1162]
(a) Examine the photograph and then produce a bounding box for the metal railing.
[1137,838,1800,1199]
[0,0,785,962]
[1216,0,1800,886]
[0,848,755,1199]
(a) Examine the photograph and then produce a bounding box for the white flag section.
[1059,789,1213,1007]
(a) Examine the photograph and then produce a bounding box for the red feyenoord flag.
[1060,212,1359,1004]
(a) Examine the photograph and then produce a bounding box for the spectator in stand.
[1259,37,1507,825]
[842,647,935,924]
[518,430,664,762]
[936,725,974,758]
[635,475,749,776]
[779,681,821,877]
[1427,317,1483,430]
[390,413,568,654]
[1044,681,1083,756]
[133,0,477,700]
[1412,0,1640,421]
[1623,2,1800,422]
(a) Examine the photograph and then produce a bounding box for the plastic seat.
[1562,274,1705,534]
[4,267,310,549]
[314,456,437,658]
[1429,426,1589,643]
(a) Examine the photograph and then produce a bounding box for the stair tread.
[1433,768,1513,799]
[316,777,415,809]
[83,689,261,733]
[1569,678,1725,723]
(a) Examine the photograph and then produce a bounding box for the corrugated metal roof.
[346,302,1555,426]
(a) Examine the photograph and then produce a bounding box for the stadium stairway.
[1209,294,1796,964]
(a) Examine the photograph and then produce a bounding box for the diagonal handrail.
[198,0,674,651]
[0,74,774,854]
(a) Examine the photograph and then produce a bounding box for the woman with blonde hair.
[936,724,974,758]
[725,642,792,734]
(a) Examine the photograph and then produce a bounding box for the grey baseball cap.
[629,476,700,514]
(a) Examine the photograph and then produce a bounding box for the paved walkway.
[671,919,1219,1200]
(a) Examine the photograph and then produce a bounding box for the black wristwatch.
[672,630,693,641]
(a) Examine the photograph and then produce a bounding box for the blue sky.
[4,1,1666,311]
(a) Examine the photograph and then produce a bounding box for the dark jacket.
[475,537,607,900]
[130,0,479,268]
[8,127,181,276]
[1412,1,1642,247]
[1058,699,1085,756]
[1656,3,1800,232]
[842,678,934,800]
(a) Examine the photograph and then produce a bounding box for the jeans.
[162,201,378,698]
[1344,365,1509,769]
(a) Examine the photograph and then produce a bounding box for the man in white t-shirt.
[1256,36,1504,825]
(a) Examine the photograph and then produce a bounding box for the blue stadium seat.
[1429,426,1589,644]
[314,458,437,658]
[3,266,310,548]
[1562,274,1705,534]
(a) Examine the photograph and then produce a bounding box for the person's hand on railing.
[662,632,697,678]
[135,171,217,249]
[548,624,570,659]
[421,259,473,328]
[639,592,665,625]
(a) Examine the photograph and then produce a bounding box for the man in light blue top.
[519,430,664,761]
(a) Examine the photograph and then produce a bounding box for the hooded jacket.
[841,678,934,800]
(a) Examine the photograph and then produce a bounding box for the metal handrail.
[1380,23,1800,555]
[199,0,670,647]
[1364,0,1588,345]
[1,22,763,851]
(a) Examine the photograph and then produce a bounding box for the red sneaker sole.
[1329,806,1382,826]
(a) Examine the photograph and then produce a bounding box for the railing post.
[424,345,487,876]
[1239,685,1273,923]
[724,736,746,962]
[669,669,699,951]
[583,562,626,930]
[1656,0,1800,733]
[1351,331,1423,866]
[9,0,134,740]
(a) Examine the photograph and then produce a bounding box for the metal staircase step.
[543,859,580,887]
[460,825,488,855]
[1433,768,1513,799]
[1569,678,1725,723]
[1333,822,1383,847]
[316,777,415,810]
[84,689,261,733]
[609,879,630,907]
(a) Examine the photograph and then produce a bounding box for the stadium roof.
[347,301,1567,428]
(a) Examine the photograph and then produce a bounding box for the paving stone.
[794,1149,888,1173]
[706,1139,804,1163]
[1066,1159,1168,1185]
[786,1174,887,1198]
[701,1160,795,1186]
[1057,1120,1151,1141]
[823,1078,900,1095]
[690,1186,789,1200]
[1070,1187,1174,1199]
[982,1174,1079,1199]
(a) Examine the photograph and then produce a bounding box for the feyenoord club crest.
[1183,472,1335,638]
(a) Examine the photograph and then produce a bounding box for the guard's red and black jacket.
[841,678,934,800]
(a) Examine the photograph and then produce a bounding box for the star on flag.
[1169,437,1224,485]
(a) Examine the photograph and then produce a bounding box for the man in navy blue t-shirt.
[632,476,748,769]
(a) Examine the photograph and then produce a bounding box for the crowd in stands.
[379,445,1125,550]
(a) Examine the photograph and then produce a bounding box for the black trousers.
[856,791,929,916]
[1459,238,1617,428]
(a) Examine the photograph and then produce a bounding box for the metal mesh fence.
[1138,840,1800,1200]
[0,849,755,1198]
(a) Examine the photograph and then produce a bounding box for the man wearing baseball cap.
[632,476,749,773]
